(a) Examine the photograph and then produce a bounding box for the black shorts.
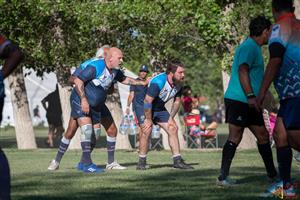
[225,98,264,127]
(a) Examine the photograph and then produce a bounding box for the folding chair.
[184,115,202,148]
[201,122,218,148]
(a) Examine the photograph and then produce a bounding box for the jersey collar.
[277,13,295,22]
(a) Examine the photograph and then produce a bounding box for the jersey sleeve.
[115,70,126,82]
[236,45,256,68]
[147,83,160,98]
[269,24,289,48]
[129,85,135,92]
[77,66,96,82]
[72,68,82,77]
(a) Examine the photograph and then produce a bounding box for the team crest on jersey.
[270,24,280,39]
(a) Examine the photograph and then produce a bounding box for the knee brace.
[80,124,93,142]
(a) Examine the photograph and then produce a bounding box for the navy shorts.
[152,109,170,124]
[278,97,300,130]
[225,98,264,127]
[70,99,101,124]
[133,105,145,125]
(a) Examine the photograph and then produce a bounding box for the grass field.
[1,126,300,200]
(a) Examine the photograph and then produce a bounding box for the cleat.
[136,158,147,170]
[48,159,59,171]
[173,159,194,169]
[76,162,84,171]
[82,163,104,173]
[106,161,127,170]
[260,180,283,198]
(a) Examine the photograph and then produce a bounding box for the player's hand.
[257,93,265,109]
[81,97,90,115]
[248,97,260,112]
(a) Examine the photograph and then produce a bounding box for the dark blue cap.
[139,65,149,73]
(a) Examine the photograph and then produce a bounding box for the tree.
[7,68,37,149]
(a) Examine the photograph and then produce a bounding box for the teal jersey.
[225,37,264,103]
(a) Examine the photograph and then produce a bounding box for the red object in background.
[182,96,192,113]
[0,35,6,45]
[184,115,201,126]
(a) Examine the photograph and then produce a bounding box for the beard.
[172,76,184,86]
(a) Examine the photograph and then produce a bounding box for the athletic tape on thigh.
[80,124,93,141]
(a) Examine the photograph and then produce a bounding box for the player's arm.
[121,76,147,86]
[126,89,134,114]
[69,68,82,85]
[170,96,181,119]
[144,94,154,121]
[74,66,96,114]
[258,43,285,105]
[0,41,24,78]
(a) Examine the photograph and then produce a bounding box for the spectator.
[41,84,64,147]
[181,85,192,115]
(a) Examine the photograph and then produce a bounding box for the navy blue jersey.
[147,73,182,111]
[71,58,126,108]
[130,77,147,108]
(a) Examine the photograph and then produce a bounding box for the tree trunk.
[295,0,300,19]
[7,68,37,149]
[56,69,81,149]
[238,128,257,149]
[108,83,131,150]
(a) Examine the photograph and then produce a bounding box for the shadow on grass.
[12,166,273,200]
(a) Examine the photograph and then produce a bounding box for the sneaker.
[106,161,127,170]
[284,183,298,199]
[173,158,194,169]
[216,177,237,187]
[294,152,300,163]
[82,163,104,173]
[136,158,147,170]
[260,180,283,198]
[76,162,84,171]
[48,159,59,171]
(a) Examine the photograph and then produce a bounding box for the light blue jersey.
[225,37,264,103]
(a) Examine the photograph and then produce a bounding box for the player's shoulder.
[149,73,167,89]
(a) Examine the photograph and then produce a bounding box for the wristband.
[144,103,152,109]
[246,92,256,99]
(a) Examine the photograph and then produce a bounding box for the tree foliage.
[0,0,273,106]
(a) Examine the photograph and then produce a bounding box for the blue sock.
[55,137,70,163]
[107,136,116,164]
[80,141,92,165]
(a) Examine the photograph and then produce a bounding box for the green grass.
[2,126,299,199]
[4,148,300,200]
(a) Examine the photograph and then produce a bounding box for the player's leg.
[48,117,78,171]
[156,110,193,169]
[100,105,126,170]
